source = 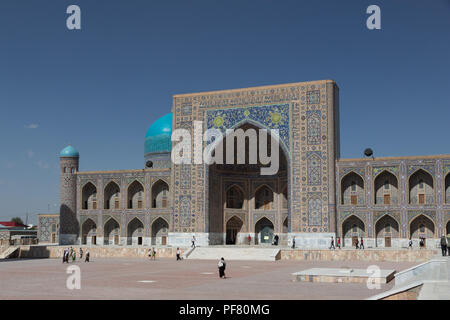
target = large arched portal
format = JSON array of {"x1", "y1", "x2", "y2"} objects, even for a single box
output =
[
  {"x1": 207, "y1": 123, "x2": 288, "y2": 245},
  {"x1": 103, "y1": 218, "x2": 120, "y2": 245}
]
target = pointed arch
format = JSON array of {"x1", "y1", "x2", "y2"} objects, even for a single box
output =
[
  {"x1": 375, "y1": 214, "x2": 400, "y2": 243},
  {"x1": 409, "y1": 214, "x2": 435, "y2": 238},
  {"x1": 255, "y1": 217, "x2": 274, "y2": 245},
  {"x1": 254, "y1": 185, "x2": 274, "y2": 210},
  {"x1": 104, "y1": 181, "x2": 120, "y2": 210},
  {"x1": 103, "y1": 217, "x2": 120, "y2": 245},
  {"x1": 151, "y1": 179, "x2": 169, "y2": 208},
  {"x1": 341, "y1": 171, "x2": 365, "y2": 205},
  {"x1": 342, "y1": 215, "x2": 365, "y2": 240},
  {"x1": 225, "y1": 185, "x2": 244, "y2": 209},
  {"x1": 127, "y1": 217, "x2": 144, "y2": 245},
  {"x1": 127, "y1": 180, "x2": 144, "y2": 209},
  {"x1": 82, "y1": 182, "x2": 97, "y2": 210},
  {"x1": 408, "y1": 169, "x2": 434, "y2": 205},
  {"x1": 374, "y1": 170, "x2": 398, "y2": 205},
  {"x1": 151, "y1": 217, "x2": 169, "y2": 245},
  {"x1": 226, "y1": 215, "x2": 244, "y2": 245},
  {"x1": 81, "y1": 218, "x2": 97, "y2": 245}
]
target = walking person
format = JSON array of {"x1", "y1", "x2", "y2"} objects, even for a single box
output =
[
  {"x1": 72, "y1": 249, "x2": 76, "y2": 262},
  {"x1": 218, "y1": 257, "x2": 226, "y2": 279},
  {"x1": 355, "y1": 238, "x2": 359, "y2": 249},
  {"x1": 85, "y1": 250, "x2": 90, "y2": 262},
  {"x1": 291, "y1": 236, "x2": 296, "y2": 249},
  {"x1": 79, "y1": 248, "x2": 83, "y2": 260},
  {"x1": 337, "y1": 237, "x2": 341, "y2": 249},
  {"x1": 329, "y1": 236, "x2": 335, "y2": 250},
  {"x1": 148, "y1": 248, "x2": 152, "y2": 260},
  {"x1": 360, "y1": 237, "x2": 364, "y2": 250},
  {"x1": 176, "y1": 247, "x2": 182, "y2": 261},
  {"x1": 273, "y1": 234, "x2": 279, "y2": 246},
  {"x1": 191, "y1": 236, "x2": 196, "y2": 248},
  {"x1": 247, "y1": 234, "x2": 251, "y2": 245},
  {"x1": 62, "y1": 248, "x2": 68, "y2": 263},
  {"x1": 152, "y1": 247, "x2": 156, "y2": 260},
  {"x1": 440, "y1": 235, "x2": 448, "y2": 257},
  {"x1": 408, "y1": 238, "x2": 413, "y2": 249}
]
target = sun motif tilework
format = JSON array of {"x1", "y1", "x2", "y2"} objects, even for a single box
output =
[{"x1": 205, "y1": 103, "x2": 290, "y2": 154}]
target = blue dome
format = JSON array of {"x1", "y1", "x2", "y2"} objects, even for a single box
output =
[
  {"x1": 60, "y1": 145, "x2": 79, "y2": 157},
  {"x1": 144, "y1": 113, "x2": 173, "y2": 155}
]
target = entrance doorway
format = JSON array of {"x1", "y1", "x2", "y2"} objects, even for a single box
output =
[
  {"x1": 91, "y1": 236, "x2": 96, "y2": 245},
  {"x1": 352, "y1": 236, "x2": 358, "y2": 247},
  {"x1": 255, "y1": 218, "x2": 274, "y2": 245},
  {"x1": 385, "y1": 236, "x2": 391, "y2": 247},
  {"x1": 226, "y1": 216, "x2": 243, "y2": 245}
]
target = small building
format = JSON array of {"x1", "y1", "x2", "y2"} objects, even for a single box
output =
[
  {"x1": 37, "y1": 214, "x2": 60, "y2": 244},
  {"x1": 0, "y1": 221, "x2": 37, "y2": 245}
]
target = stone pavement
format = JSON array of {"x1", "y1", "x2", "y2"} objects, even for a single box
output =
[{"x1": 0, "y1": 258, "x2": 416, "y2": 300}]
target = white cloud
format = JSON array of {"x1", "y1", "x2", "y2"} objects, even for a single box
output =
[
  {"x1": 37, "y1": 160, "x2": 49, "y2": 169},
  {"x1": 27, "y1": 150, "x2": 35, "y2": 158},
  {"x1": 24, "y1": 124, "x2": 39, "y2": 129}
]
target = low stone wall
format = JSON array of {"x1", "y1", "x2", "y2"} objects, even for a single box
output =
[
  {"x1": 18, "y1": 245, "x2": 187, "y2": 259},
  {"x1": 280, "y1": 249, "x2": 437, "y2": 262}
]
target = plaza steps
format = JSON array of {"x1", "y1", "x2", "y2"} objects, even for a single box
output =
[
  {"x1": 0, "y1": 246, "x2": 19, "y2": 259},
  {"x1": 186, "y1": 246, "x2": 280, "y2": 261}
]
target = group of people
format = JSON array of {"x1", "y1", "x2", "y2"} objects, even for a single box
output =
[
  {"x1": 147, "y1": 247, "x2": 157, "y2": 260},
  {"x1": 329, "y1": 236, "x2": 346, "y2": 249},
  {"x1": 62, "y1": 247, "x2": 90, "y2": 263}
]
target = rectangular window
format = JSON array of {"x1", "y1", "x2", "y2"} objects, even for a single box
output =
[
  {"x1": 93, "y1": 201, "x2": 97, "y2": 210},
  {"x1": 138, "y1": 200, "x2": 143, "y2": 209},
  {"x1": 115, "y1": 200, "x2": 120, "y2": 209},
  {"x1": 351, "y1": 195, "x2": 358, "y2": 205},
  {"x1": 384, "y1": 194, "x2": 391, "y2": 205},
  {"x1": 162, "y1": 199, "x2": 167, "y2": 208}
]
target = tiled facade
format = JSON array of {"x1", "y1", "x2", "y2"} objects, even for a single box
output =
[{"x1": 40, "y1": 80, "x2": 450, "y2": 248}]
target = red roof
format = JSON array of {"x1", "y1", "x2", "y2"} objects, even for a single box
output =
[{"x1": 0, "y1": 221, "x2": 26, "y2": 228}]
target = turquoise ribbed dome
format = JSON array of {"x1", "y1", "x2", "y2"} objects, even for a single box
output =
[
  {"x1": 60, "y1": 145, "x2": 79, "y2": 157},
  {"x1": 144, "y1": 113, "x2": 173, "y2": 155}
]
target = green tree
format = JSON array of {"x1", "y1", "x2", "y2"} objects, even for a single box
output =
[{"x1": 11, "y1": 217, "x2": 24, "y2": 225}]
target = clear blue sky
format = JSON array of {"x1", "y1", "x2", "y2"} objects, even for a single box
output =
[{"x1": 0, "y1": 0, "x2": 449, "y2": 223}]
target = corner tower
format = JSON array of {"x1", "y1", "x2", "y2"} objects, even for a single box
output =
[{"x1": 59, "y1": 145, "x2": 80, "y2": 245}]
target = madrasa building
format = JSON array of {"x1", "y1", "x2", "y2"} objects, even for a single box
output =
[{"x1": 38, "y1": 80, "x2": 450, "y2": 249}]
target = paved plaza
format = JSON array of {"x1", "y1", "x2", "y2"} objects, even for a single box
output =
[{"x1": 0, "y1": 258, "x2": 417, "y2": 300}]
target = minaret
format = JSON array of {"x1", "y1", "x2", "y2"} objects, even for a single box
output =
[{"x1": 59, "y1": 145, "x2": 80, "y2": 245}]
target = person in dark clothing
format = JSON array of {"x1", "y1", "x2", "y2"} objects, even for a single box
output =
[
  {"x1": 176, "y1": 247, "x2": 182, "y2": 261},
  {"x1": 85, "y1": 250, "x2": 90, "y2": 262},
  {"x1": 273, "y1": 235, "x2": 279, "y2": 246},
  {"x1": 291, "y1": 236, "x2": 296, "y2": 249},
  {"x1": 355, "y1": 238, "x2": 359, "y2": 249},
  {"x1": 329, "y1": 236, "x2": 335, "y2": 250},
  {"x1": 218, "y1": 257, "x2": 226, "y2": 279},
  {"x1": 441, "y1": 236, "x2": 448, "y2": 256},
  {"x1": 360, "y1": 237, "x2": 364, "y2": 250}
]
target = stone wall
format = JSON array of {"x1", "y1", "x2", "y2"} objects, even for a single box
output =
[
  {"x1": 18, "y1": 245, "x2": 187, "y2": 259},
  {"x1": 280, "y1": 249, "x2": 436, "y2": 262}
]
